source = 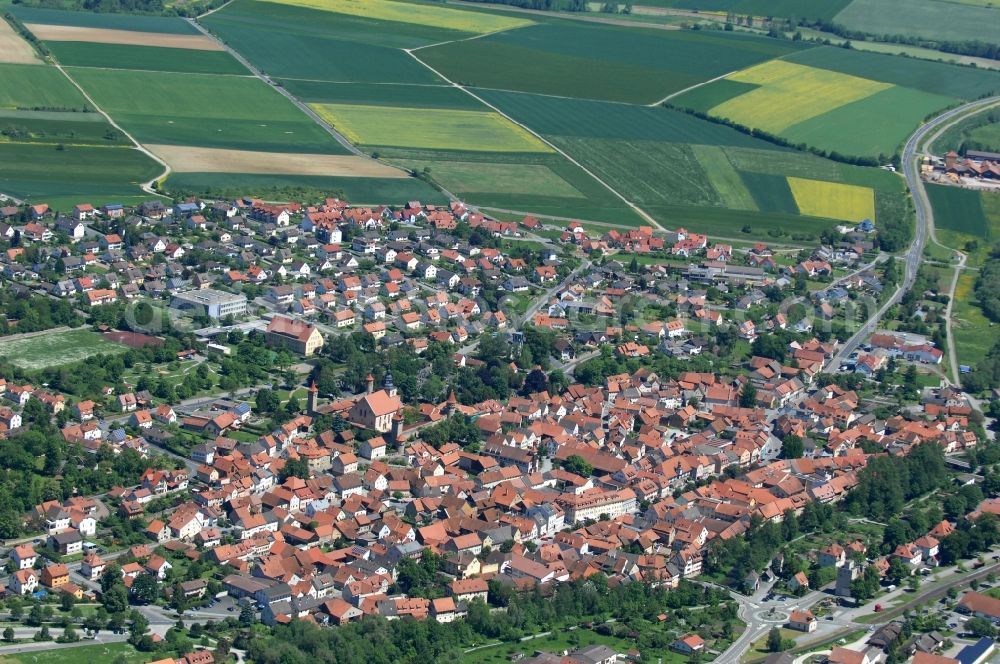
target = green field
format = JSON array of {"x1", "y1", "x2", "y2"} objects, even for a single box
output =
[
  {"x1": 477, "y1": 90, "x2": 782, "y2": 145},
  {"x1": 277, "y1": 81, "x2": 483, "y2": 108},
  {"x1": 310, "y1": 102, "x2": 551, "y2": 152},
  {"x1": 45, "y1": 41, "x2": 249, "y2": 75},
  {"x1": 781, "y1": 85, "x2": 954, "y2": 158},
  {"x1": 833, "y1": 0, "x2": 1000, "y2": 46},
  {"x1": 927, "y1": 183, "x2": 989, "y2": 237},
  {"x1": 391, "y1": 160, "x2": 584, "y2": 197},
  {"x1": 966, "y1": 123, "x2": 1000, "y2": 152},
  {"x1": 0, "y1": 329, "x2": 127, "y2": 370},
  {"x1": 690, "y1": 144, "x2": 757, "y2": 210},
  {"x1": 671, "y1": 47, "x2": 984, "y2": 159},
  {"x1": 740, "y1": 171, "x2": 799, "y2": 214},
  {"x1": 785, "y1": 46, "x2": 1000, "y2": 99},
  {"x1": 630, "y1": 0, "x2": 852, "y2": 20},
  {"x1": 66, "y1": 68, "x2": 349, "y2": 153},
  {"x1": 0, "y1": 142, "x2": 162, "y2": 206},
  {"x1": 953, "y1": 272, "x2": 996, "y2": 368},
  {"x1": 0, "y1": 63, "x2": 89, "y2": 111},
  {"x1": 417, "y1": 21, "x2": 809, "y2": 104},
  {"x1": 203, "y1": 0, "x2": 467, "y2": 51},
  {"x1": 0, "y1": 109, "x2": 128, "y2": 145},
  {"x1": 203, "y1": 20, "x2": 438, "y2": 83},
  {"x1": 165, "y1": 171, "x2": 446, "y2": 204},
  {"x1": 11, "y1": 5, "x2": 200, "y2": 33}
]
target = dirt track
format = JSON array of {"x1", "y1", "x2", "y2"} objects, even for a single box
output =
[
  {"x1": 0, "y1": 18, "x2": 42, "y2": 63},
  {"x1": 147, "y1": 144, "x2": 408, "y2": 177},
  {"x1": 25, "y1": 24, "x2": 225, "y2": 50}
]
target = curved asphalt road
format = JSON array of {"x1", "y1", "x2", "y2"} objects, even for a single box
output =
[{"x1": 824, "y1": 96, "x2": 1000, "y2": 374}]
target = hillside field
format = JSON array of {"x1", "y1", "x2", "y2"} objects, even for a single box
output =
[
  {"x1": 309, "y1": 103, "x2": 551, "y2": 153},
  {"x1": 672, "y1": 47, "x2": 1000, "y2": 159},
  {"x1": 66, "y1": 68, "x2": 350, "y2": 154},
  {"x1": 44, "y1": 41, "x2": 248, "y2": 75},
  {"x1": 0, "y1": 63, "x2": 89, "y2": 110},
  {"x1": 416, "y1": 21, "x2": 809, "y2": 104}
]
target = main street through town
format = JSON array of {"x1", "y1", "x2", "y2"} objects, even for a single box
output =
[{"x1": 825, "y1": 95, "x2": 1000, "y2": 375}]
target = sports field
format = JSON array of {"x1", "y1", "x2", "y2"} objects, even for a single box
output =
[
  {"x1": 0, "y1": 16, "x2": 41, "y2": 64},
  {"x1": 706, "y1": 60, "x2": 891, "y2": 134},
  {"x1": 149, "y1": 144, "x2": 406, "y2": 177},
  {"x1": 0, "y1": 329, "x2": 127, "y2": 370},
  {"x1": 309, "y1": 103, "x2": 551, "y2": 152},
  {"x1": 0, "y1": 63, "x2": 89, "y2": 110},
  {"x1": 68, "y1": 68, "x2": 349, "y2": 153},
  {"x1": 788, "y1": 177, "x2": 875, "y2": 222},
  {"x1": 262, "y1": 0, "x2": 532, "y2": 33}
]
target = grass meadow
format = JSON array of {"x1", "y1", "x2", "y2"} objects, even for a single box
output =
[{"x1": 833, "y1": 0, "x2": 1000, "y2": 45}]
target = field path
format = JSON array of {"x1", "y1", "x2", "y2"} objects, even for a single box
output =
[
  {"x1": 651, "y1": 69, "x2": 739, "y2": 107},
  {"x1": 49, "y1": 62, "x2": 171, "y2": 196},
  {"x1": 405, "y1": 47, "x2": 664, "y2": 229}
]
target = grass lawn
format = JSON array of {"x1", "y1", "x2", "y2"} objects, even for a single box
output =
[
  {"x1": 0, "y1": 642, "x2": 153, "y2": 663},
  {"x1": 0, "y1": 329, "x2": 127, "y2": 370},
  {"x1": 744, "y1": 628, "x2": 798, "y2": 661}
]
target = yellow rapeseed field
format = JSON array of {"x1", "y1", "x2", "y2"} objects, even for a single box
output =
[
  {"x1": 787, "y1": 176, "x2": 875, "y2": 223},
  {"x1": 310, "y1": 103, "x2": 552, "y2": 153},
  {"x1": 709, "y1": 60, "x2": 891, "y2": 134},
  {"x1": 264, "y1": 0, "x2": 532, "y2": 33}
]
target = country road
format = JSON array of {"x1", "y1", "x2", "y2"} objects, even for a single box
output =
[{"x1": 824, "y1": 95, "x2": 1000, "y2": 374}]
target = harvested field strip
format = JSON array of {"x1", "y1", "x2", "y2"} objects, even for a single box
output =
[
  {"x1": 708, "y1": 60, "x2": 890, "y2": 134},
  {"x1": 11, "y1": 6, "x2": 199, "y2": 34},
  {"x1": 26, "y1": 24, "x2": 224, "y2": 50},
  {"x1": 0, "y1": 17, "x2": 41, "y2": 64},
  {"x1": 690, "y1": 144, "x2": 756, "y2": 210},
  {"x1": 262, "y1": 0, "x2": 532, "y2": 33},
  {"x1": 147, "y1": 144, "x2": 406, "y2": 177},
  {"x1": 309, "y1": 103, "x2": 552, "y2": 153},
  {"x1": 787, "y1": 177, "x2": 875, "y2": 223}
]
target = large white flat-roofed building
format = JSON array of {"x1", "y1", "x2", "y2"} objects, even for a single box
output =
[{"x1": 172, "y1": 289, "x2": 248, "y2": 319}]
